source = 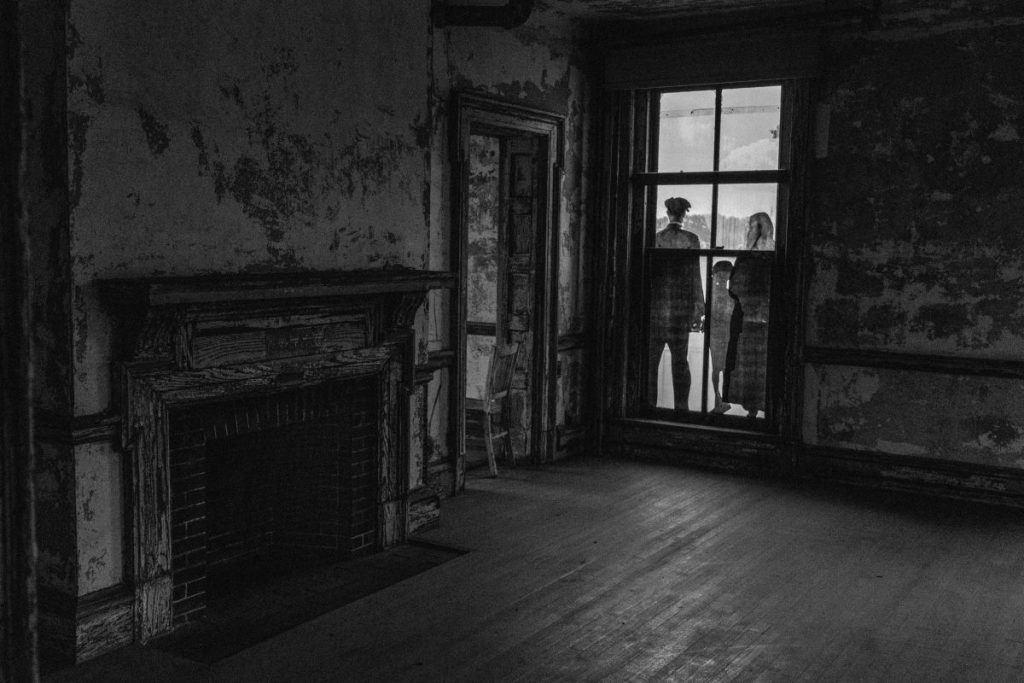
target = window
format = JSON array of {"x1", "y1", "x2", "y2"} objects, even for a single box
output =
[{"x1": 633, "y1": 83, "x2": 791, "y2": 427}]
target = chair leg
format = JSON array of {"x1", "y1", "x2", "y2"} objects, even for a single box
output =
[
  {"x1": 484, "y1": 410, "x2": 498, "y2": 477},
  {"x1": 499, "y1": 407, "x2": 514, "y2": 467},
  {"x1": 503, "y1": 426, "x2": 514, "y2": 467}
]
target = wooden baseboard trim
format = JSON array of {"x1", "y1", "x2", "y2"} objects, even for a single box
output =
[
  {"x1": 800, "y1": 444, "x2": 1024, "y2": 507},
  {"x1": 556, "y1": 426, "x2": 590, "y2": 459},
  {"x1": 75, "y1": 584, "x2": 134, "y2": 662},
  {"x1": 37, "y1": 587, "x2": 78, "y2": 669},
  {"x1": 605, "y1": 420, "x2": 782, "y2": 474},
  {"x1": 38, "y1": 584, "x2": 136, "y2": 664},
  {"x1": 408, "y1": 487, "x2": 441, "y2": 533}
]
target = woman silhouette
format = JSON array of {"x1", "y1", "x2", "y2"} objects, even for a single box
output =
[{"x1": 724, "y1": 212, "x2": 774, "y2": 418}]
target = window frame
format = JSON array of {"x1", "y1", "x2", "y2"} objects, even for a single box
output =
[{"x1": 626, "y1": 80, "x2": 799, "y2": 432}]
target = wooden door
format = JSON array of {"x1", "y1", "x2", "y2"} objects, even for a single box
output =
[{"x1": 452, "y1": 93, "x2": 564, "y2": 488}]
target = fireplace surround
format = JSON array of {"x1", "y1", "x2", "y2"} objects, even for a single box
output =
[{"x1": 100, "y1": 269, "x2": 453, "y2": 641}]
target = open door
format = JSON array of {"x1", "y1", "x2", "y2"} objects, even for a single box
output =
[{"x1": 451, "y1": 93, "x2": 564, "y2": 487}]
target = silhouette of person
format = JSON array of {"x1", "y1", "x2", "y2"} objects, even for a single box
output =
[
  {"x1": 724, "y1": 212, "x2": 774, "y2": 418},
  {"x1": 709, "y1": 260, "x2": 734, "y2": 413},
  {"x1": 649, "y1": 197, "x2": 705, "y2": 409}
]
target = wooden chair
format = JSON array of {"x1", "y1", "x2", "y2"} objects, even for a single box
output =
[{"x1": 466, "y1": 342, "x2": 520, "y2": 477}]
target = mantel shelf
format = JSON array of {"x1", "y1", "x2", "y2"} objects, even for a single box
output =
[{"x1": 98, "y1": 268, "x2": 457, "y2": 308}]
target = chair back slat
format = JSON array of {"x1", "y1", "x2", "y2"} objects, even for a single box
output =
[{"x1": 486, "y1": 342, "x2": 520, "y2": 403}]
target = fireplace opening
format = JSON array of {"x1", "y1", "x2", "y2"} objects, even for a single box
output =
[{"x1": 168, "y1": 376, "x2": 379, "y2": 626}]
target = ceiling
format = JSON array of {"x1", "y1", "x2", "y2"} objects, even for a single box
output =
[{"x1": 539, "y1": 0, "x2": 873, "y2": 20}]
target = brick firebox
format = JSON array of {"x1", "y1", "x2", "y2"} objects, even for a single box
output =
[{"x1": 168, "y1": 377, "x2": 378, "y2": 625}]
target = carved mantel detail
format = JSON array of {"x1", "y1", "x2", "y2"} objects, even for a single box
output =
[{"x1": 99, "y1": 269, "x2": 454, "y2": 641}]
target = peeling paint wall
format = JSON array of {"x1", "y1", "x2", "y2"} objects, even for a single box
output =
[
  {"x1": 806, "y1": 3, "x2": 1024, "y2": 469},
  {"x1": 69, "y1": 0, "x2": 435, "y2": 413}
]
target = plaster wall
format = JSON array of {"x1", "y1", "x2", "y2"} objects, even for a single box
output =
[
  {"x1": 804, "y1": 4, "x2": 1024, "y2": 469},
  {"x1": 74, "y1": 444, "x2": 123, "y2": 594},
  {"x1": 68, "y1": 0, "x2": 435, "y2": 414}
]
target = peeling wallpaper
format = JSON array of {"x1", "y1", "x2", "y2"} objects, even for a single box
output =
[
  {"x1": 808, "y1": 25, "x2": 1024, "y2": 357},
  {"x1": 804, "y1": 14, "x2": 1024, "y2": 470}
]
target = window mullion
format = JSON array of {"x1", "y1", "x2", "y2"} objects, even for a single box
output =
[
  {"x1": 698, "y1": 90, "x2": 724, "y2": 415},
  {"x1": 632, "y1": 170, "x2": 788, "y2": 185}
]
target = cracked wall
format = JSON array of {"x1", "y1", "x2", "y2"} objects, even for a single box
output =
[{"x1": 805, "y1": 4, "x2": 1024, "y2": 469}]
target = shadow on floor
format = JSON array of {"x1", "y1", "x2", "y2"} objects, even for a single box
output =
[{"x1": 148, "y1": 541, "x2": 466, "y2": 664}]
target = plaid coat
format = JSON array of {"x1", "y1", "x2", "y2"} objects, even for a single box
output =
[{"x1": 650, "y1": 225, "x2": 704, "y2": 338}]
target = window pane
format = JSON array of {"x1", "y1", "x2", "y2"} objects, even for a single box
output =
[
  {"x1": 467, "y1": 134, "x2": 500, "y2": 324},
  {"x1": 715, "y1": 184, "x2": 777, "y2": 250},
  {"x1": 722, "y1": 252, "x2": 772, "y2": 419},
  {"x1": 647, "y1": 253, "x2": 705, "y2": 410},
  {"x1": 657, "y1": 90, "x2": 716, "y2": 173},
  {"x1": 653, "y1": 185, "x2": 713, "y2": 248},
  {"x1": 720, "y1": 86, "x2": 781, "y2": 171}
]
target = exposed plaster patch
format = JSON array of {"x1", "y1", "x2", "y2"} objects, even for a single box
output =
[{"x1": 989, "y1": 123, "x2": 1020, "y2": 142}]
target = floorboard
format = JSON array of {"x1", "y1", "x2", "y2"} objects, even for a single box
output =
[{"x1": 45, "y1": 457, "x2": 1024, "y2": 682}]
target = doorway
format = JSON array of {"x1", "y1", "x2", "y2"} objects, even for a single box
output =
[{"x1": 451, "y1": 93, "x2": 564, "y2": 486}]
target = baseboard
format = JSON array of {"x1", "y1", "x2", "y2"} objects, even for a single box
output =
[
  {"x1": 75, "y1": 585, "x2": 134, "y2": 662},
  {"x1": 603, "y1": 420, "x2": 1024, "y2": 507},
  {"x1": 556, "y1": 426, "x2": 590, "y2": 460},
  {"x1": 407, "y1": 487, "x2": 441, "y2": 533},
  {"x1": 800, "y1": 444, "x2": 1024, "y2": 508},
  {"x1": 604, "y1": 419, "x2": 781, "y2": 476},
  {"x1": 37, "y1": 587, "x2": 77, "y2": 670}
]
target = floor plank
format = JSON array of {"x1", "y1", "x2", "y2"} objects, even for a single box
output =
[{"x1": 46, "y1": 458, "x2": 1024, "y2": 682}]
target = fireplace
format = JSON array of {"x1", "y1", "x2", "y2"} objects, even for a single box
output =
[{"x1": 100, "y1": 269, "x2": 454, "y2": 641}]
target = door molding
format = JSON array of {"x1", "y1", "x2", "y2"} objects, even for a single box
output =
[{"x1": 450, "y1": 91, "x2": 565, "y2": 489}]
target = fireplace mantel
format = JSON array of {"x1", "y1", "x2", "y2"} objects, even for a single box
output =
[
  {"x1": 99, "y1": 268, "x2": 455, "y2": 370},
  {"x1": 99, "y1": 268, "x2": 456, "y2": 308},
  {"x1": 98, "y1": 268, "x2": 454, "y2": 642}
]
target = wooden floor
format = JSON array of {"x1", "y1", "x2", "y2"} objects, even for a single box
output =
[{"x1": 48, "y1": 458, "x2": 1024, "y2": 682}]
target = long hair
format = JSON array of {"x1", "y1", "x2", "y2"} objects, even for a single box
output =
[{"x1": 749, "y1": 212, "x2": 775, "y2": 250}]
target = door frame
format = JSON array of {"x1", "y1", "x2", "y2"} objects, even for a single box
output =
[{"x1": 450, "y1": 91, "x2": 564, "y2": 490}]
